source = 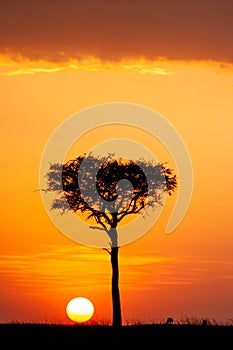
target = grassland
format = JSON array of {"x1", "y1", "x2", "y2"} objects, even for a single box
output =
[{"x1": 0, "y1": 321, "x2": 232, "y2": 348}]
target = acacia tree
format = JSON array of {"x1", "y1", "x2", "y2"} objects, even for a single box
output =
[{"x1": 45, "y1": 153, "x2": 177, "y2": 327}]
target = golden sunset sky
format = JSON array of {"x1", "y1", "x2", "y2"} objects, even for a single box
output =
[{"x1": 0, "y1": 0, "x2": 233, "y2": 324}]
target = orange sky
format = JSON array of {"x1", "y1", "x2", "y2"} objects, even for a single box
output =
[{"x1": 0, "y1": 1, "x2": 233, "y2": 325}]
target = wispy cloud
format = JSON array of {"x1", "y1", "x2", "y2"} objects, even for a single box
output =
[
  {"x1": 0, "y1": 246, "x2": 108, "y2": 295},
  {"x1": 1, "y1": 245, "x2": 232, "y2": 295},
  {"x1": 0, "y1": 54, "x2": 173, "y2": 77},
  {"x1": 1, "y1": 53, "x2": 232, "y2": 78}
]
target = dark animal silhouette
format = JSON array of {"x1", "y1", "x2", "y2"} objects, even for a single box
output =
[{"x1": 166, "y1": 317, "x2": 174, "y2": 324}]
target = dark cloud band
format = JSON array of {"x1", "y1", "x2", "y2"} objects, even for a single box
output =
[{"x1": 0, "y1": 0, "x2": 233, "y2": 62}]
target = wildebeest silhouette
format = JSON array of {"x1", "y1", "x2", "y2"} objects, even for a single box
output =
[{"x1": 166, "y1": 317, "x2": 174, "y2": 324}]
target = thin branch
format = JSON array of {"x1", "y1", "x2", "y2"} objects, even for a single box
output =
[
  {"x1": 89, "y1": 226, "x2": 106, "y2": 231},
  {"x1": 103, "y1": 248, "x2": 111, "y2": 255},
  {"x1": 117, "y1": 202, "x2": 145, "y2": 222},
  {"x1": 100, "y1": 211, "x2": 112, "y2": 226},
  {"x1": 116, "y1": 197, "x2": 135, "y2": 222},
  {"x1": 95, "y1": 215, "x2": 108, "y2": 230},
  {"x1": 33, "y1": 189, "x2": 41, "y2": 192}
]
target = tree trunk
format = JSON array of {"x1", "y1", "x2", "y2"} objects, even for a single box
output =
[{"x1": 111, "y1": 246, "x2": 122, "y2": 327}]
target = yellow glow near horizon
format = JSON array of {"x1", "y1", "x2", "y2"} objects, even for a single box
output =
[
  {"x1": 0, "y1": 53, "x2": 232, "y2": 78},
  {"x1": 0, "y1": 54, "x2": 174, "y2": 76},
  {"x1": 66, "y1": 297, "x2": 94, "y2": 323}
]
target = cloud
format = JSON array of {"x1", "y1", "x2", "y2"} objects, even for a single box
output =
[
  {"x1": 1, "y1": 53, "x2": 233, "y2": 78},
  {"x1": 0, "y1": 54, "x2": 173, "y2": 77},
  {"x1": 0, "y1": 245, "x2": 183, "y2": 295},
  {"x1": 2, "y1": 245, "x2": 231, "y2": 294},
  {"x1": 0, "y1": 0, "x2": 233, "y2": 63}
]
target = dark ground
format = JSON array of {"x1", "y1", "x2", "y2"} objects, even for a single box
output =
[{"x1": 0, "y1": 323, "x2": 232, "y2": 348}]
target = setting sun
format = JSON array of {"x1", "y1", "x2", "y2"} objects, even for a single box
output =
[{"x1": 66, "y1": 297, "x2": 95, "y2": 323}]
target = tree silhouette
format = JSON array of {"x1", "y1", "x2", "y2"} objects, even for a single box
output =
[{"x1": 45, "y1": 153, "x2": 177, "y2": 327}]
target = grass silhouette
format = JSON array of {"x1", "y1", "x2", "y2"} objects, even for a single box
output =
[{"x1": 0, "y1": 317, "x2": 232, "y2": 347}]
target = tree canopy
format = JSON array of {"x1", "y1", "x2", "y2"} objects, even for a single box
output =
[{"x1": 45, "y1": 153, "x2": 177, "y2": 234}]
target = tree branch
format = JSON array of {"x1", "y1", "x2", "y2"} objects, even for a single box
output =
[
  {"x1": 103, "y1": 248, "x2": 112, "y2": 255},
  {"x1": 117, "y1": 202, "x2": 145, "y2": 222},
  {"x1": 94, "y1": 215, "x2": 108, "y2": 230},
  {"x1": 116, "y1": 196, "x2": 135, "y2": 221},
  {"x1": 89, "y1": 225, "x2": 107, "y2": 232}
]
